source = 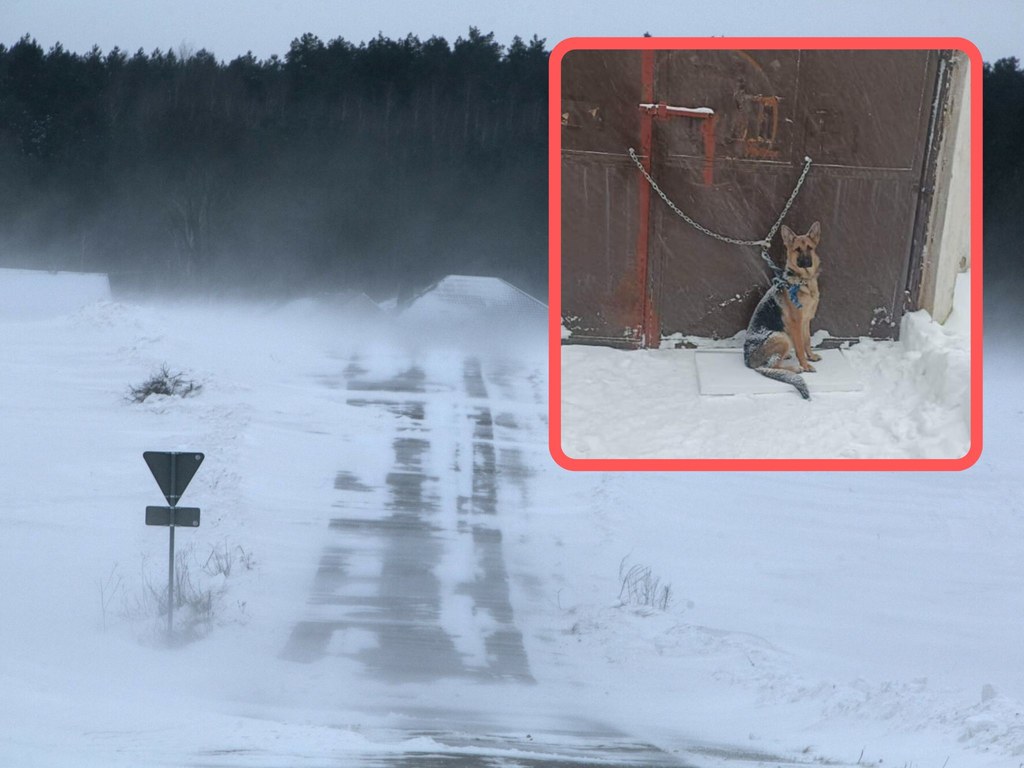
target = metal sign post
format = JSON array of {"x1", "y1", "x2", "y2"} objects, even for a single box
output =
[
  {"x1": 143, "y1": 451, "x2": 204, "y2": 640},
  {"x1": 168, "y1": 454, "x2": 176, "y2": 636}
]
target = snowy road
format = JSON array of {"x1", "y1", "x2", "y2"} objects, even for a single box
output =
[
  {"x1": 273, "y1": 352, "x2": 684, "y2": 766},
  {"x1": 283, "y1": 357, "x2": 531, "y2": 681},
  {"x1": 6, "y1": 293, "x2": 1004, "y2": 767}
]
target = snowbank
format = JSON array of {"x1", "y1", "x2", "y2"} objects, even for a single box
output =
[
  {"x1": 0, "y1": 267, "x2": 111, "y2": 320},
  {"x1": 3, "y1": 269, "x2": 1021, "y2": 768},
  {"x1": 561, "y1": 271, "x2": 973, "y2": 460},
  {"x1": 398, "y1": 274, "x2": 546, "y2": 352},
  {"x1": 401, "y1": 274, "x2": 546, "y2": 339},
  {"x1": 402, "y1": 274, "x2": 546, "y2": 320}
]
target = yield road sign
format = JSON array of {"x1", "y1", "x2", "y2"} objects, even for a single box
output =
[
  {"x1": 146, "y1": 506, "x2": 200, "y2": 527},
  {"x1": 143, "y1": 452, "x2": 204, "y2": 506}
]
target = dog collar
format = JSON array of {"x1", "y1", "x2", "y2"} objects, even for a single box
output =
[{"x1": 783, "y1": 268, "x2": 809, "y2": 285}]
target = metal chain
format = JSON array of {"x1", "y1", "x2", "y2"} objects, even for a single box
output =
[
  {"x1": 626, "y1": 147, "x2": 813, "y2": 253},
  {"x1": 763, "y1": 154, "x2": 814, "y2": 245}
]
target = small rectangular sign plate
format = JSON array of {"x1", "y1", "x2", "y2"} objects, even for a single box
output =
[{"x1": 145, "y1": 506, "x2": 200, "y2": 527}]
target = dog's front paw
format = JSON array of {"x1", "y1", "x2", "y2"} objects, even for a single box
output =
[
  {"x1": 807, "y1": 351, "x2": 822, "y2": 362},
  {"x1": 802, "y1": 364, "x2": 817, "y2": 373}
]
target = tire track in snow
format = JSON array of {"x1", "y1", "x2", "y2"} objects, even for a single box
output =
[
  {"x1": 271, "y1": 351, "x2": 687, "y2": 767},
  {"x1": 281, "y1": 356, "x2": 530, "y2": 681}
]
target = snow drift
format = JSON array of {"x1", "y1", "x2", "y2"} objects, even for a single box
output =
[
  {"x1": 0, "y1": 267, "x2": 111, "y2": 320},
  {"x1": 560, "y1": 271, "x2": 973, "y2": 460}
]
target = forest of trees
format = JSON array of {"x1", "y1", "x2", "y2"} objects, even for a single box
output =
[
  {"x1": 1, "y1": 36, "x2": 1022, "y2": 299},
  {"x1": 0, "y1": 30, "x2": 548, "y2": 298},
  {"x1": 983, "y1": 56, "x2": 1024, "y2": 285}
]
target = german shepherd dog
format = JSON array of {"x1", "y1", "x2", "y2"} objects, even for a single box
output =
[{"x1": 743, "y1": 222, "x2": 822, "y2": 400}]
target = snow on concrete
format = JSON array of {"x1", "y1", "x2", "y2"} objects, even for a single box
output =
[
  {"x1": 561, "y1": 271, "x2": 972, "y2": 460},
  {"x1": 0, "y1": 265, "x2": 1020, "y2": 767},
  {"x1": 695, "y1": 348, "x2": 863, "y2": 395}
]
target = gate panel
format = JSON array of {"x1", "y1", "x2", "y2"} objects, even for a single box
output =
[
  {"x1": 561, "y1": 50, "x2": 645, "y2": 345},
  {"x1": 650, "y1": 49, "x2": 938, "y2": 341},
  {"x1": 795, "y1": 50, "x2": 935, "y2": 169},
  {"x1": 561, "y1": 50, "x2": 642, "y2": 154},
  {"x1": 658, "y1": 50, "x2": 802, "y2": 163},
  {"x1": 561, "y1": 158, "x2": 644, "y2": 344},
  {"x1": 648, "y1": 159, "x2": 802, "y2": 338},
  {"x1": 559, "y1": 48, "x2": 944, "y2": 345}
]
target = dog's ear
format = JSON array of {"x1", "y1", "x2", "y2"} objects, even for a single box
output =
[
  {"x1": 807, "y1": 221, "x2": 821, "y2": 245},
  {"x1": 780, "y1": 225, "x2": 796, "y2": 248}
]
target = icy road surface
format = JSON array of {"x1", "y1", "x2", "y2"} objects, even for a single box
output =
[
  {"x1": 271, "y1": 352, "x2": 683, "y2": 765},
  {"x1": 184, "y1": 333, "x2": 856, "y2": 767}
]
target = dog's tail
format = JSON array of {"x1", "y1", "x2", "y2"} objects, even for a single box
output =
[{"x1": 755, "y1": 367, "x2": 811, "y2": 400}]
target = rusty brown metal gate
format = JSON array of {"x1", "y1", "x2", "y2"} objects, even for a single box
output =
[{"x1": 560, "y1": 48, "x2": 948, "y2": 347}]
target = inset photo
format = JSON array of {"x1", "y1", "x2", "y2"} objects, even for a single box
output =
[{"x1": 549, "y1": 38, "x2": 982, "y2": 470}]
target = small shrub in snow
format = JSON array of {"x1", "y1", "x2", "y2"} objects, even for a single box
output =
[
  {"x1": 97, "y1": 564, "x2": 124, "y2": 632},
  {"x1": 202, "y1": 541, "x2": 256, "y2": 578},
  {"x1": 127, "y1": 364, "x2": 201, "y2": 403},
  {"x1": 618, "y1": 558, "x2": 672, "y2": 611},
  {"x1": 113, "y1": 540, "x2": 254, "y2": 645},
  {"x1": 120, "y1": 545, "x2": 214, "y2": 642}
]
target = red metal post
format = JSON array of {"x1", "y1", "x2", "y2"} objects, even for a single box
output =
[
  {"x1": 635, "y1": 77, "x2": 720, "y2": 346},
  {"x1": 636, "y1": 50, "x2": 658, "y2": 347},
  {"x1": 703, "y1": 113, "x2": 718, "y2": 186}
]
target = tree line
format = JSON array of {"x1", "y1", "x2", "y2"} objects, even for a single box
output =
[
  {"x1": 983, "y1": 56, "x2": 1024, "y2": 286},
  {"x1": 0, "y1": 30, "x2": 548, "y2": 298},
  {"x1": 1, "y1": 38, "x2": 1022, "y2": 298}
]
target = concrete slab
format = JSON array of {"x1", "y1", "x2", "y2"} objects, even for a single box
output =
[{"x1": 695, "y1": 348, "x2": 863, "y2": 396}]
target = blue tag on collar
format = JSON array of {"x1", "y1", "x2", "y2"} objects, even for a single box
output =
[{"x1": 788, "y1": 282, "x2": 802, "y2": 308}]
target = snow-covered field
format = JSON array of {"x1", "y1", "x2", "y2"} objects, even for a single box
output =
[
  {"x1": 561, "y1": 272, "x2": 973, "y2": 461},
  {"x1": 1, "y1": 270, "x2": 1022, "y2": 767}
]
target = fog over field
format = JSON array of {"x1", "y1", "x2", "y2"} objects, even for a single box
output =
[{"x1": 1, "y1": 16, "x2": 1023, "y2": 767}]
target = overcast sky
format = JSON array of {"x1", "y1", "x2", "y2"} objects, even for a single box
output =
[{"x1": 2, "y1": 0, "x2": 1021, "y2": 62}]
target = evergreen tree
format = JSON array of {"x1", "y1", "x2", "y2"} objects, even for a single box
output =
[{"x1": 0, "y1": 29, "x2": 549, "y2": 296}]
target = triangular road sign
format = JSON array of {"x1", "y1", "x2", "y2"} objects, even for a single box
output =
[{"x1": 143, "y1": 451, "x2": 204, "y2": 506}]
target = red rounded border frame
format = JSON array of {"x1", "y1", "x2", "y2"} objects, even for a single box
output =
[{"x1": 549, "y1": 36, "x2": 983, "y2": 472}]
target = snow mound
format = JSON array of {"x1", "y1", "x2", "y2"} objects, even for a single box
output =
[
  {"x1": 397, "y1": 274, "x2": 546, "y2": 351},
  {"x1": 561, "y1": 270, "x2": 973, "y2": 460},
  {"x1": 894, "y1": 270, "x2": 971, "y2": 441},
  {"x1": 402, "y1": 275, "x2": 545, "y2": 321},
  {"x1": 0, "y1": 267, "x2": 111, "y2": 320}
]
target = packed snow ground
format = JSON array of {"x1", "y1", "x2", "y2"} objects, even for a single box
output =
[
  {"x1": 561, "y1": 272, "x2": 972, "y2": 460},
  {"x1": 1, "y1": 271, "x2": 1022, "y2": 767}
]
